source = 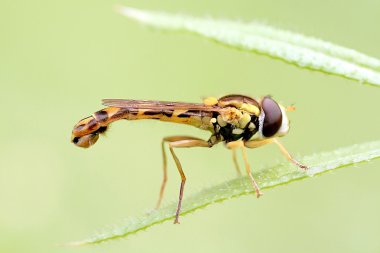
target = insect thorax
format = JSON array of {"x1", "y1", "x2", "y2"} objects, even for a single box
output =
[{"x1": 208, "y1": 110, "x2": 259, "y2": 145}]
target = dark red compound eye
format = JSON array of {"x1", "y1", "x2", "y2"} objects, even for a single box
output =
[{"x1": 262, "y1": 97, "x2": 282, "y2": 137}]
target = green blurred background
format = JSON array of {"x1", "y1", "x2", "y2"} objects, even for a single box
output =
[{"x1": 1, "y1": 0, "x2": 380, "y2": 252}]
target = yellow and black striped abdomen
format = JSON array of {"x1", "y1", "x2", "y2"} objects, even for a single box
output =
[
  {"x1": 72, "y1": 107, "x2": 216, "y2": 148},
  {"x1": 120, "y1": 108, "x2": 215, "y2": 130}
]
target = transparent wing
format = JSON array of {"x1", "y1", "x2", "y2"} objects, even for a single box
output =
[{"x1": 102, "y1": 99, "x2": 225, "y2": 112}]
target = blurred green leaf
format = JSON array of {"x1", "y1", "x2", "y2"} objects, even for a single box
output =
[
  {"x1": 116, "y1": 6, "x2": 380, "y2": 87},
  {"x1": 69, "y1": 140, "x2": 380, "y2": 246}
]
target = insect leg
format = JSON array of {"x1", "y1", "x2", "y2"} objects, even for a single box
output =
[
  {"x1": 156, "y1": 140, "x2": 168, "y2": 210},
  {"x1": 160, "y1": 136, "x2": 211, "y2": 224},
  {"x1": 156, "y1": 136, "x2": 206, "y2": 209},
  {"x1": 272, "y1": 138, "x2": 308, "y2": 170},
  {"x1": 244, "y1": 139, "x2": 274, "y2": 149},
  {"x1": 245, "y1": 139, "x2": 308, "y2": 170},
  {"x1": 231, "y1": 148, "x2": 242, "y2": 176},
  {"x1": 226, "y1": 141, "x2": 263, "y2": 198}
]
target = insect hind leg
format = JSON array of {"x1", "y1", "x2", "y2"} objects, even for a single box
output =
[{"x1": 158, "y1": 136, "x2": 211, "y2": 224}]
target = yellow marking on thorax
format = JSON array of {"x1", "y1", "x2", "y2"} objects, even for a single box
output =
[
  {"x1": 203, "y1": 97, "x2": 218, "y2": 106},
  {"x1": 218, "y1": 100, "x2": 260, "y2": 116},
  {"x1": 240, "y1": 103, "x2": 260, "y2": 115},
  {"x1": 238, "y1": 112, "x2": 251, "y2": 128},
  {"x1": 217, "y1": 108, "x2": 255, "y2": 129},
  {"x1": 220, "y1": 107, "x2": 242, "y2": 126}
]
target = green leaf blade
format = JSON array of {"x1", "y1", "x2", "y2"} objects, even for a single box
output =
[
  {"x1": 238, "y1": 22, "x2": 380, "y2": 70},
  {"x1": 117, "y1": 6, "x2": 380, "y2": 87},
  {"x1": 70, "y1": 140, "x2": 380, "y2": 246}
]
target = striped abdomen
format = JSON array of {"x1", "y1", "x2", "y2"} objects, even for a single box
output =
[{"x1": 71, "y1": 107, "x2": 213, "y2": 148}]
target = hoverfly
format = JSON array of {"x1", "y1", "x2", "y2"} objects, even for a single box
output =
[{"x1": 71, "y1": 94, "x2": 307, "y2": 223}]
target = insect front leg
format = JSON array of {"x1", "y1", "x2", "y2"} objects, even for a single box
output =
[
  {"x1": 160, "y1": 136, "x2": 211, "y2": 224},
  {"x1": 244, "y1": 138, "x2": 308, "y2": 170},
  {"x1": 226, "y1": 141, "x2": 263, "y2": 198},
  {"x1": 243, "y1": 139, "x2": 274, "y2": 149},
  {"x1": 272, "y1": 138, "x2": 308, "y2": 170}
]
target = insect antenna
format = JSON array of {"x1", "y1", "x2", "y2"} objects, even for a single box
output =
[{"x1": 286, "y1": 105, "x2": 296, "y2": 112}]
